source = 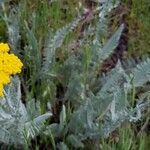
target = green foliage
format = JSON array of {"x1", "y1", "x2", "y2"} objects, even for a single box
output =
[
  {"x1": 0, "y1": 77, "x2": 52, "y2": 146},
  {"x1": 41, "y1": 16, "x2": 82, "y2": 78},
  {"x1": 0, "y1": 0, "x2": 150, "y2": 149},
  {"x1": 131, "y1": 58, "x2": 150, "y2": 87}
]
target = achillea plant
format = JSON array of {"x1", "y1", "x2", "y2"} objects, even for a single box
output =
[
  {"x1": 0, "y1": 0, "x2": 150, "y2": 149},
  {"x1": 0, "y1": 43, "x2": 23, "y2": 96}
]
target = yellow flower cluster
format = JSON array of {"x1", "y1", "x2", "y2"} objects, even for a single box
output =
[{"x1": 0, "y1": 43, "x2": 23, "y2": 96}]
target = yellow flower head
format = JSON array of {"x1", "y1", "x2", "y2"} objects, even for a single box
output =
[
  {"x1": 0, "y1": 42, "x2": 23, "y2": 97},
  {"x1": 0, "y1": 43, "x2": 10, "y2": 53}
]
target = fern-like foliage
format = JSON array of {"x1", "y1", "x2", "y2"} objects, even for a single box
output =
[
  {"x1": 67, "y1": 59, "x2": 150, "y2": 142},
  {"x1": 44, "y1": 2, "x2": 150, "y2": 146},
  {"x1": 1, "y1": 3, "x2": 20, "y2": 54},
  {"x1": 0, "y1": 77, "x2": 52, "y2": 146},
  {"x1": 98, "y1": 24, "x2": 124, "y2": 62},
  {"x1": 131, "y1": 58, "x2": 150, "y2": 87},
  {"x1": 41, "y1": 16, "x2": 82, "y2": 77},
  {"x1": 43, "y1": 1, "x2": 150, "y2": 146},
  {"x1": 1, "y1": 0, "x2": 150, "y2": 149}
]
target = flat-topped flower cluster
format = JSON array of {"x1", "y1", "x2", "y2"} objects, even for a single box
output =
[{"x1": 0, "y1": 43, "x2": 23, "y2": 96}]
